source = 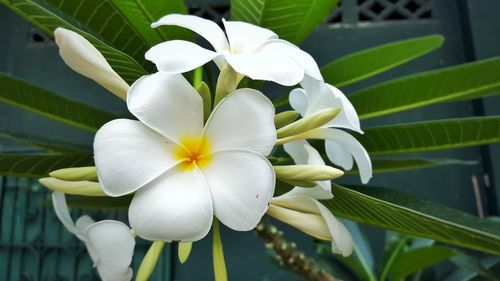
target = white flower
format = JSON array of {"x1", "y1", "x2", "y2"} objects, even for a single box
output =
[
  {"x1": 54, "y1": 28, "x2": 129, "y2": 100},
  {"x1": 268, "y1": 140, "x2": 353, "y2": 256},
  {"x1": 144, "y1": 14, "x2": 322, "y2": 86},
  {"x1": 289, "y1": 77, "x2": 372, "y2": 183},
  {"x1": 52, "y1": 192, "x2": 135, "y2": 281},
  {"x1": 94, "y1": 72, "x2": 276, "y2": 241}
]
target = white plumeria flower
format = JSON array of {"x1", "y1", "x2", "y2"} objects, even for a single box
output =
[
  {"x1": 94, "y1": 72, "x2": 276, "y2": 241},
  {"x1": 54, "y1": 28, "x2": 129, "y2": 100},
  {"x1": 52, "y1": 192, "x2": 135, "y2": 281},
  {"x1": 268, "y1": 140, "x2": 353, "y2": 256},
  {"x1": 289, "y1": 77, "x2": 372, "y2": 183},
  {"x1": 145, "y1": 14, "x2": 322, "y2": 86}
]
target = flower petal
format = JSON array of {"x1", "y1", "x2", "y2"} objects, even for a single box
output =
[
  {"x1": 54, "y1": 28, "x2": 129, "y2": 100},
  {"x1": 129, "y1": 167, "x2": 213, "y2": 242},
  {"x1": 313, "y1": 128, "x2": 372, "y2": 184},
  {"x1": 289, "y1": 88, "x2": 308, "y2": 116},
  {"x1": 326, "y1": 85, "x2": 362, "y2": 133},
  {"x1": 269, "y1": 195, "x2": 353, "y2": 256},
  {"x1": 201, "y1": 150, "x2": 275, "y2": 231},
  {"x1": 94, "y1": 119, "x2": 180, "y2": 196},
  {"x1": 315, "y1": 200, "x2": 353, "y2": 256},
  {"x1": 127, "y1": 72, "x2": 204, "y2": 143},
  {"x1": 259, "y1": 39, "x2": 323, "y2": 82},
  {"x1": 51, "y1": 192, "x2": 84, "y2": 238},
  {"x1": 222, "y1": 19, "x2": 277, "y2": 53},
  {"x1": 145, "y1": 40, "x2": 219, "y2": 73},
  {"x1": 325, "y1": 141, "x2": 354, "y2": 170},
  {"x1": 152, "y1": 14, "x2": 229, "y2": 52},
  {"x1": 283, "y1": 140, "x2": 332, "y2": 199},
  {"x1": 86, "y1": 220, "x2": 135, "y2": 281},
  {"x1": 204, "y1": 88, "x2": 276, "y2": 155},
  {"x1": 225, "y1": 52, "x2": 304, "y2": 86}
]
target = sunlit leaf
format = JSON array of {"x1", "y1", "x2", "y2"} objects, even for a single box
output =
[
  {"x1": 358, "y1": 117, "x2": 500, "y2": 156},
  {"x1": 350, "y1": 57, "x2": 500, "y2": 120},
  {"x1": 322, "y1": 35, "x2": 444, "y2": 87},
  {"x1": 231, "y1": 0, "x2": 339, "y2": 44},
  {"x1": 0, "y1": 74, "x2": 117, "y2": 132}
]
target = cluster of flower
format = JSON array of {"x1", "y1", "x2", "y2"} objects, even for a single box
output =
[{"x1": 40, "y1": 14, "x2": 372, "y2": 280}]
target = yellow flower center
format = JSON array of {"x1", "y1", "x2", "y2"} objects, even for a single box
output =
[{"x1": 174, "y1": 136, "x2": 212, "y2": 171}]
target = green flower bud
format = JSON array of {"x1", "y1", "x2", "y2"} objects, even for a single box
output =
[
  {"x1": 276, "y1": 108, "x2": 340, "y2": 139},
  {"x1": 49, "y1": 166, "x2": 97, "y2": 181},
  {"x1": 275, "y1": 110, "x2": 300, "y2": 129},
  {"x1": 39, "y1": 177, "x2": 106, "y2": 196},
  {"x1": 274, "y1": 164, "x2": 344, "y2": 187}
]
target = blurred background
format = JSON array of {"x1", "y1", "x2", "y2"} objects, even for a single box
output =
[{"x1": 1, "y1": 0, "x2": 499, "y2": 280}]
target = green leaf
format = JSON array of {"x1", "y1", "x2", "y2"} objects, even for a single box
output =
[
  {"x1": 0, "y1": 153, "x2": 94, "y2": 178},
  {"x1": 380, "y1": 233, "x2": 411, "y2": 281},
  {"x1": 0, "y1": 74, "x2": 117, "y2": 132},
  {"x1": 0, "y1": 0, "x2": 148, "y2": 84},
  {"x1": 358, "y1": 116, "x2": 500, "y2": 156},
  {"x1": 389, "y1": 246, "x2": 456, "y2": 281},
  {"x1": 341, "y1": 221, "x2": 377, "y2": 281},
  {"x1": 350, "y1": 57, "x2": 500, "y2": 120},
  {"x1": 110, "y1": 0, "x2": 192, "y2": 46},
  {"x1": 449, "y1": 254, "x2": 500, "y2": 281},
  {"x1": 231, "y1": 0, "x2": 339, "y2": 44},
  {"x1": 322, "y1": 35, "x2": 444, "y2": 87},
  {"x1": 213, "y1": 219, "x2": 228, "y2": 281},
  {"x1": 136, "y1": 241, "x2": 165, "y2": 281},
  {"x1": 324, "y1": 184, "x2": 500, "y2": 256},
  {"x1": 0, "y1": 131, "x2": 90, "y2": 153},
  {"x1": 346, "y1": 158, "x2": 477, "y2": 174}
]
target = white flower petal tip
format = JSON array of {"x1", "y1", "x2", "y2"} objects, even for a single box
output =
[
  {"x1": 54, "y1": 27, "x2": 129, "y2": 100},
  {"x1": 51, "y1": 192, "x2": 135, "y2": 281},
  {"x1": 268, "y1": 195, "x2": 353, "y2": 256}
]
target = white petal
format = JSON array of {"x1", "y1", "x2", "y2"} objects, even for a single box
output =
[
  {"x1": 86, "y1": 220, "x2": 135, "y2": 281},
  {"x1": 269, "y1": 195, "x2": 353, "y2": 256},
  {"x1": 325, "y1": 85, "x2": 362, "y2": 133},
  {"x1": 268, "y1": 201, "x2": 331, "y2": 240},
  {"x1": 326, "y1": 141, "x2": 354, "y2": 170},
  {"x1": 259, "y1": 39, "x2": 323, "y2": 81},
  {"x1": 314, "y1": 128, "x2": 372, "y2": 184},
  {"x1": 225, "y1": 52, "x2": 304, "y2": 86},
  {"x1": 129, "y1": 167, "x2": 213, "y2": 242},
  {"x1": 204, "y1": 88, "x2": 276, "y2": 155},
  {"x1": 75, "y1": 215, "x2": 95, "y2": 231},
  {"x1": 283, "y1": 140, "x2": 332, "y2": 200},
  {"x1": 222, "y1": 19, "x2": 277, "y2": 53},
  {"x1": 54, "y1": 28, "x2": 129, "y2": 100},
  {"x1": 201, "y1": 150, "x2": 275, "y2": 231},
  {"x1": 128, "y1": 72, "x2": 204, "y2": 143},
  {"x1": 315, "y1": 201, "x2": 353, "y2": 256},
  {"x1": 94, "y1": 119, "x2": 180, "y2": 196},
  {"x1": 145, "y1": 40, "x2": 219, "y2": 73},
  {"x1": 289, "y1": 88, "x2": 308, "y2": 116},
  {"x1": 51, "y1": 192, "x2": 84, "y2": 238},
  {"x1": 152, "y1": 14, "x2": 229, "y2": 52}
]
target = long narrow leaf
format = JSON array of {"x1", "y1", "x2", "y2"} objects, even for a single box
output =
[
  {"x1": 0, "y1": 74, "x2": 117, "y2": 132},
  {"x1": 322, "y1": 35, "x2": 444, "y2": 87},
  {"x1": 325, "y1": 184, "x2": 500, "y2": 256},
  {"x1": 0, "y1": 153, "x2": 94, "y2": 178},
  {"x1": 0, "y1": 0, "x2": 147, "y2": 84},
  {"x1": 346, "y1": 158, "x2": 477, "y2": 174},
  {"x1": 231, "y1": 0, "x2": 338, "y2": 44},
  {"x1": 110, "y1": 0, "x2": 192, "y2": 46},
  {"x1": 350, "y1": 57, "x2": 500, "y2": 120},
  {"x1": 0, "y1": 131, "x2": 90, "y2": 153},
  {"x1": 358, "y1": 116, "x2": 500, "y2": 156}
]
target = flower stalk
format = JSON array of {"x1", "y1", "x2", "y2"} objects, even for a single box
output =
[{"x1": 256, "y1": 221, "x2": 338, "y2": 281}]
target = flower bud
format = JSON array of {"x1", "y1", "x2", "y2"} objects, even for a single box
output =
[
  {"x1": 54, "y1": 27, "x2": 129, "y2": 100},
  {"x1": 39, "y1": 177, "x2": 106, "y2": 196},
  {"x1": 275, "y1": 110, "x2": 299, "y2": 129},
  {"x1": 197, "y1": 81, "x2": 212, "y2": 121},
  {"x1": 274, "y1": 164, "x2": 344, "y2": 187},
  {"x1": 49, "y1": 166, "x2": 97, "y2": 181},
  {"x1": 276, "y1": 108, "x2": 340, "y2": 138}
]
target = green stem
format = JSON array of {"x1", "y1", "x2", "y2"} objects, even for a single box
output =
[
  {"x1": 136, "y1": 241, "x2": 165, "y2": 281},
  {"x1": 213, "y1": 219, "x2": 228, "y2": 281}
]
